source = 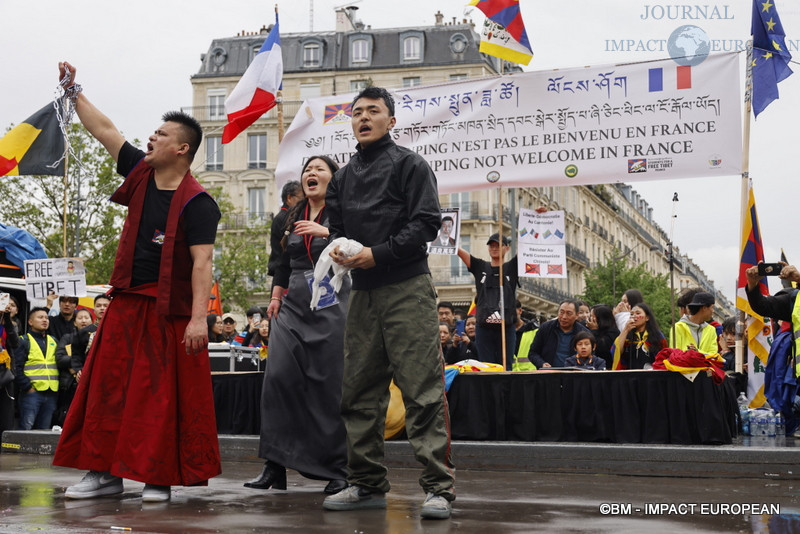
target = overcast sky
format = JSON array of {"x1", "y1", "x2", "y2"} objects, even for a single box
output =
[{"x1": 3, "y1": 0, "x2": 798, "y2": 302}]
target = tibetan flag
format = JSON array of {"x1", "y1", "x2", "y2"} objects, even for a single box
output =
[
  {"x1": 648, "y1": 66, "x2": 692, "y2": 92},
  {"x1": 751, "y1": 0, "x2": 793, "y2": 116},
  {"x1": 222, "y1": 13, "x2": 283, "y2": 143},
  {"x1": 467, "y1": 300, "x2": 476, "y2": 316},
  {"x1": 470, "y1": 0, "x2": 532, "y2": 65},
  {"x1": 0, "y1": 102, "x2": 65, "y2": 177},
  {"x1": 735, "y1": 180, "x2": 772, "y2": 407}
]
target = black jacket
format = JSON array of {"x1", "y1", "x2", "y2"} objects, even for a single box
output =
[
  {"x1": 326, "y1": 134, "x2": 441, "y2": 290},
  {"x1": 747, "y1": 285, "x2": 797, "y2": 322},
  {"x1": 530, "y1": 319, "x2": 590, "y2": 368}
]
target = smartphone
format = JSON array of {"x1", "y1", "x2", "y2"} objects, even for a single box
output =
[
  {"x1": 757, "y1": 263, "x2": 783, "y2": 276},
  {"x1": 455, "y1": 320, "x2": 466, "y2": 337},
  {"x1": 0, "y1": 293, "x2": 8, "y2": 310},
  {"x1": 252, "y1": 313, "x2": 262, "y2": 324}
]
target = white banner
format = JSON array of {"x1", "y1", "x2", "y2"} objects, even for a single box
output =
[
  {"x1": 517, "y1": 209, "x2": 565, "y2": 245},
  {"x1": 518, "y1": 244, "x2": 567, "y2": 279},
  {"x1": 23, "y1": 258, "x2": 87, "y2": 300},
  {"x1": 276, "y1": 52, "x2": 741, "y2": 194},
  {"x1": 428, "y1": 207, "x2": 461, "y2": 255}
]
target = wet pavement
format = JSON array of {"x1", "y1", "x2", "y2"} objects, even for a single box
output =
[{"x1": 2, "y1": 453, "x2": 800, "y2": 533}]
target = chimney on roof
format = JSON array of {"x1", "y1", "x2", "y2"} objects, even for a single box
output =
[
  {"x1": 336, "y1": 5, "x2": 360, "y2": 32},
  {"x1": 435, "y1": 11, "x2": 444, "y2": 26}
]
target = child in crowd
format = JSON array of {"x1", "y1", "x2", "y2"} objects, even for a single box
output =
[{"x1": 565, "y1": 331, "x2": 606, "y2": 370}]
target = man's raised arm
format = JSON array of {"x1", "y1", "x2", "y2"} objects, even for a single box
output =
[{"x1": 59, "y1": 62, "x2": 125, "y2": 162}]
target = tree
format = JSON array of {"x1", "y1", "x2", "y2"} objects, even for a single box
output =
[
  {"x1": 207, "y1": 187, "x2": 271, "y2": 313},
  {"x1": 579, "y1": 250, "x2": 676, "y2": 332},
  {"x1": 0, "y1": 123, "x2": 125, "y2": 284}
]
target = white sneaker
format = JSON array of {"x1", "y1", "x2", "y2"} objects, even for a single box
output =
[
  {"x1": 420, "y1": 492, "x2": 452, "y2": 519},
  {"x1": 322, "y1": 485, "x2": 386, "y2": 510},
  {"x1": 65, "y1": 471, "x2": 123, "y2": 499},
  {"x1": 142, "y1": 484, "x2": 171, "y2": 502}
]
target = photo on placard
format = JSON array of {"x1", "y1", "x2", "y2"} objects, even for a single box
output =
[{"x1": 428, "y1": 207, "x2": 461, "y2": 255}]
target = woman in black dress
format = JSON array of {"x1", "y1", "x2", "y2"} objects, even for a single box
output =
[{"x1": 244, "y1": 155, "x2": 348, "y2": 494}]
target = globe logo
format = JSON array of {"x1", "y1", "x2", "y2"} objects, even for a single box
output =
[{"x1": 667, "y1": 25, "x2": 710, "y2": 66}]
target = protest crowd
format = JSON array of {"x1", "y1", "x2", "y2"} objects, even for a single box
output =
[{"x1": 0, "y1": 50, "x2": 793, "y2": 523}]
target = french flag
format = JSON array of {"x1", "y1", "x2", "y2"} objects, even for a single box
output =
[
  {"x1": 648, "y1": 66, "x2": 691, "y2": 92},
  {"x1": 222, "y1": 14, "x2": 283, "y2": 144}
]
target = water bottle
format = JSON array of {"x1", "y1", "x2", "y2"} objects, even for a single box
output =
[
  {"x1": 752, "y1": 412, "x2": 765, "y2": 436},
  {"x1": 767, "y1": 411, "x2": 777, "y2": 437},
  {"x1": 776, "y1": 412, "x2": 785, "y2": 436},
  {"x1": 741, "y1": 408, "x2": 751, "y2": 436},
  {"x1": 737, "y1": 393, "x2": 750, "y2": 435}
]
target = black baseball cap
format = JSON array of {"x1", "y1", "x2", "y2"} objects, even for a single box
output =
[{"x1": 487, "y1": 233, "x2": 510, "y2": 245}]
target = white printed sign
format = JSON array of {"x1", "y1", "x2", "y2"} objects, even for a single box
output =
[{"x1": 23, "y1": 258, "x2": 87, "y2": 300}]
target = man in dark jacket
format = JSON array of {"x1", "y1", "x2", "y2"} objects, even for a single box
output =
[
  {"x1": 323, "y1": 86, "x2": 454, "y2": 520},
  {"x1": 267, "y1": 180, "x2": 301, "y2": 277},
  {"x1": 530, "y1": 299, "x2": 591, "y2": 368}
]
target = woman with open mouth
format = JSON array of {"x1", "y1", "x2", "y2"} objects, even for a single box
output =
[{"x1": 244, "y1": 155, "x2": 349, "y2": 495}]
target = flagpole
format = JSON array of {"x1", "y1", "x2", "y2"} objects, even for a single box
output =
[
  {"x1": 497, "y1": 186, "x2": 507, "y2": 370},
  {"x1": 275, "y1": 5, "x2": 285, "y2": 144},
  {"x1": 735, "y1": 41, "x2": 755, "y2": 375}
]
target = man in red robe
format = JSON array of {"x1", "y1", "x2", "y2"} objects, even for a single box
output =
[{"x1": 52, "y1": 62, "x2": 221, "y2": 502}]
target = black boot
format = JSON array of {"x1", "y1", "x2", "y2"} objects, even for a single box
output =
[{"x1": 243, "y1": 461, "x2": 287, "y2": 490}]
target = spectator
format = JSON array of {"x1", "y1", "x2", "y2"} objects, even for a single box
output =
[
  {"x1": 446, "y1": 315, "x2": 478, "y2": 364},
  {"x1": 437, "y1": 302, "x2": 455, "y2": 328},
  {"x1": 576, "y1": 300, "x2": 591, "y2": 326},
  {"x1": 235, "y1": 306, "x2": 264, "y2": 346},
  {"x1": 564, "y1": 331, "x2": 606, "y2": 370},
  {"x1": 48, "y1": 295, "x2": 79, "y2": 341},
  {"x1": 676, "y1": 287, "x2": 702, "y2": 319},
  {"x1": 54, "y1": 308, "x2": 94, "y2": 427},
  {"x1": 719, "y1": 317, "x2": 737, "y2": 371},
  {"x1": 268, "y1": 180, "x2": 302, "y2": 277},
  {"x1": 207, "y1": 314, "x2": 224, "y2": 343},
  {"x1": 613, "y1": 289, "x2": 644, "y2": 333},
  {"x1": 7, "y1": 295, "x2": 23, "y2": 334},
  {"x1": 458, "y1": 233, "x2": 519, "y2": 369},
  {"x1": 611, "y1": 303, "x2": 667, "y2": 369},
  {"x1": 0, "y1": 302, "x2": 21, "y2": 437},
  {"x1": 14, "y1": 307, "x2": 58, "y2": 429},
  {"x1": 245, "y1": 155, "x2": 348, "y2": 495},
  {"x1": 438, "y1": 322, "x2": 452, "y2": 355},
  {"x1": 70, "y1": 294, "x2": 112, "y2": 380},
  {"x1": 221, "y1": 313, "x2": 238, "y2": 343},
  {"x1": 670, "y1": 292, "x2": 717, "y2": 354},
  {"x1": 586, "y1": 305, "x2": 619, "y2": 366},
  {"x1": 514, "y1": 300, "x2": 538, "y2": 356},
  {"x1": 248, "y1": 318, "x2": 269, "y2": 348},
  {"x1": 324, "y1": 86, "x2": 454, "y2": 519},
  {"x1": 529, "y1": 300, "x2": 590, "y2": 369}
]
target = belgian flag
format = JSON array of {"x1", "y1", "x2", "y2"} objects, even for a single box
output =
[{"x1": 0, "y1": 101, "x2": 65, "y2": 177}]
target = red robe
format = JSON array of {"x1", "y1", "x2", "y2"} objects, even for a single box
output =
[{"x1": 53, "y1": 160, "x2": 221, "y2": 486}]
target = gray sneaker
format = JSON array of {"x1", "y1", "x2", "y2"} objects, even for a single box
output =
[
  {"x1": 420, "y1": 492, "x2": 452, "y2": 519},
  {"x1": 65, "y1": 470, "x2": 123, "y2": 499},
  {"x1": 322, "y1": 485, "x2": 386, "y2": 511}
]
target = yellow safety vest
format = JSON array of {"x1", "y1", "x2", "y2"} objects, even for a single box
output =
[
  {"x1": 670, "y1": 321, "x2": 717, "y2": 354},
  {"x1": 23, "y1": 333, "x2": 58, "y2": 392},
  {"x1": 512, "y1": 329, "x2": 538, "y2": 371}
]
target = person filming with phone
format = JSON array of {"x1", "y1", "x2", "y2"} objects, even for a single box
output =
[{"x1": 745, "y1": 261, "x2": 800, "y2": 325}]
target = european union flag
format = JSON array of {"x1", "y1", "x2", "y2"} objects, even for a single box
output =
[{"x1": 751, "y1": 0, "x2": 793, "y2": 117}]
